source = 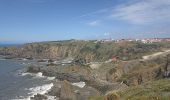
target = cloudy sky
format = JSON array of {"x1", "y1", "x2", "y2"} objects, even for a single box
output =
[{"x1": 0, "y1": 0, "x2": 170, "y2": 43}]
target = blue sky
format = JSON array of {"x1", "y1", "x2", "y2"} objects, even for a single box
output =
[{"x1": 0, "y1": 0, "x2": 170, "y2": 43}]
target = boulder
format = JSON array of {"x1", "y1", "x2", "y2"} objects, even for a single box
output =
[
  {"x1": 104, "y1": 92, "x2": 120, "y2": 100},
  {"x1": 27, "y1": 66, "x2": 41, "y2": 73},
  {"x1": 59, "y1": 80, "x2": 76, "y2": 100},
  {"x1": 30, "y1": 94, "x2": 47, "y2": 100},
  {"x1": 48, "y1": 80, "x2": 100, "y2": 100},
  {"x1": 74, "y1": 86, "x2": 100, "y2": 100},
  {"x1": 48, "y1": 81, "x2": 62, "y2": 97}
]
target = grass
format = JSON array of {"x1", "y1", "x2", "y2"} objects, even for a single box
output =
[
  {"x1": 118, "y1": 79, "x2": 170, "y2": 100},
  {"x1": 88, "y1": 79, "x2": 170, "y2": 100},
  {"x1": 88, "y1": 96, "x2": 105, "y2": 100}
]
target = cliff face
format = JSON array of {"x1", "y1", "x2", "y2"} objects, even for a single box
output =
[
  {"x1": 0, "y1": 41, "x2": 109, "y2": 61},
  {"x1": 21, "y1": 43, "x2": 82, "y2": 59},
  {"x1": 0, "y1": 42, "x2": 94, "y2": 61},
  {"x1": 1, "y1": 40, "x2": 170, "y2": 62},
  {"x1": 108, "y1": 54, "x2": 170, "y2": 86},
  {"x1": 3, "y1": 40, "x2": 169, "y2": 100}
]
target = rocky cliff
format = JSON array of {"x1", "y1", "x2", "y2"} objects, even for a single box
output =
[
  {"x1": 9, "y1": 40, "x2": 170, "y2": 100},
  {"x1": 1, "y1": 40, "x2": 170, "y2": 62}
]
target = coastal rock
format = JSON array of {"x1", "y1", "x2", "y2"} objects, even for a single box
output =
[
  {"x1": 86, "y1": 79, "x2": 128, "y2": 95},
  {"x1": 28, "y1": 64, "x2": 93, "y2": 83},
  {"x1": 104, "y1": 92, "x2": 120, "y2": 100},
  {"x1": 30, "y1": 94, "x2": 47, "y2": 100},
  {"x1": 39, "y1": 70, "x2": 85, "y2": 82},
  {"x1": 1, "y1": 41, "x2": 165, "y2": 62},
  {"x1": 48, "y1": 81, "x2": 62, "y2": 97},
  {"x1": 27, "y1": 66, "x2": 41, "y2": 73},
  {"x1": 59, "y1": 80, "x2": 76, "y2": 100},
  {"x1": 42, "y1": 67, "x2": 88, "y2": 82},
  {"x1": 74, "y1": 86, "x2": 100, "y2": 100},
  {"x1": 117, "y1": 54, "x2": 170, "y2": 86},
  {"x1": 49, "y1": 80, "x2": 100, "y2": 100}
]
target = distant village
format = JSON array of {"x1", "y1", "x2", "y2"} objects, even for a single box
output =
[{"x1": 94, "y1": 38, "x2": 170, "y2": 44}]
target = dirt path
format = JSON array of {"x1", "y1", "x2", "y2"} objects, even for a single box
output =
[{"x1": 142, "y1": 49, "x2": 170, "y2": 60}]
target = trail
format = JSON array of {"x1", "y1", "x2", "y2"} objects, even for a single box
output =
[{"x1": 142, "y1": 49, "x2": 170, "y2": 60}]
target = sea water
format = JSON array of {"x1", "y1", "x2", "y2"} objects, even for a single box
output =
[{"x1": 0, "y1": 58, "x2": 54, "y2": 100}]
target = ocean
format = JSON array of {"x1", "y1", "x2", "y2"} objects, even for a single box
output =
[
  {"x1": 0, "y1": 58, "x2": 55, "y2": 100},
  {"x1": 0, "y1": 44, "x2": 23, "y2": 47}
]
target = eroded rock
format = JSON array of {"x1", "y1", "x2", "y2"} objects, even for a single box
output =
[{"x1": 59, "y1": 80, "x2": 76, "y2": 100}]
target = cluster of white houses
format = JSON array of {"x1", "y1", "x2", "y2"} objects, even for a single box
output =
[
  {"x1": 139, "y1": 38, "x2": 170, "y2": 43},
  {"x1": 70, "y1": 38, "x2": 170, "y2": 44},
  {"x1": 95, "y1": 38, "x2": 170, "y2": 44}
]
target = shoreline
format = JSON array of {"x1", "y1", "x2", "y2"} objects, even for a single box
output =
[
  {"x1": 12, "y1": 83, "x2": 55, "y2": 100},
  {"x1": 15, "y1": 72, "x2": 57, "y2": 100}
]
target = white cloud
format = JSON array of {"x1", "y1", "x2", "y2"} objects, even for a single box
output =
[
  {"x1": 111, "y1": 0, "x2": 170, "y2": 24},
  {"x1": 87, "y1": 20, "x2": 101, "y2": 26},
  {"x1": 79, "y1": 7, "x2": 114, "y2": 18},
  {"x1": 79, "y1": 0, "x2": 170, "y2": 33},
  {"x1": 80, "y1": 0, "x2": 170, "y2": 25}
]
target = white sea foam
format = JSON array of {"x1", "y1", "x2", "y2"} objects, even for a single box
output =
[
  {"x1": 22, "y1": 72, "x2": 44, "y2": 78},
  {"x1": 21, "y1": 72, "x2": 56, "y2": 81},
  {"x1": 47, "y1": 77, "x2": 55, "y2": 80},
  {"x1": 15, "y1": 72, "x2": 57, "y2": 100},
  {"x1": 21, "y1": 62, "x2": 26, "y2": 65},
  {"x1": 21, "y1": 72, "x2": 32, "y2": 76},
  {"x1": 28, "y1": 83, "x2": 54, "y2": 95},
  {"x1": 46, "y1": 95, "x2": 58, "y2": 100},
  {"x1": 13, "y1": 83, "x2": 55, "y2": 100},
  {"x1": 72, "y1": 81, "x2": 86, "y2": 88},
  {"x1": 28, "y1": 83, "x2": 55, "y2": 100},
  {"x1": 35, "y1": 72, "x2": 44, "y2": 77},
  {"x1": 22, "y1": 58, "x2": 28, "y2": 61}
]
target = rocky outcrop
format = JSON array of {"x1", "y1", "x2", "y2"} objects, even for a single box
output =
[
  {"x1": 27, "y1": 64, "x2": 93, "y2": 82},
  {"x1": 115, "y1": 54, "x2": 170, "y2": 86},
  {"x1": 48, "y1": 81, "x2": 61, "y2": 97},
  {"x1": 53, "y1": 73, "x2": 85, "y2": 82},
  {"x1": 86, "y1": 78, "x2": 128, "y2": 95},
  {"x1": 1, "y1": 40, "x2": 168, "y2": 62},
  {"x1": 123, "y1": 68, "x2": 159, "y2": 86},
  {"x1": 74, "y1": 86, "x2": 100, "y2": 100},
  {"x1": 153, "y1": 54, "x2": 170, "y2": 79},
  {"x1": 60, "y1": 80, "x2": 76, "y2": 100},
  {"x1": 106, "y1": 67, "x2": 123, "y2": 83},
  {"x1": 48, "y1": 80, "x2": 100, "y2": 100},
  {"x1": 0, "y1": 42, "x2": 98, "y2": 61},
  {"x1": 163, "y1": 54, "x2": 170, "y2": 77},
  {"x1": 27, "y1": 65, "x2": 41, "y2": 73},
  {"x1": 104, "y1": 92, "x2": 120, "y2": 100},
  {"x1": 30, "y1": 94, "x2": 48, "y2": 100}
]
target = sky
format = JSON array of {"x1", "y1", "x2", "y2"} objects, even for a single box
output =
[{"x1": 0, "y1": 0, "x2": 170, "y2": 43}]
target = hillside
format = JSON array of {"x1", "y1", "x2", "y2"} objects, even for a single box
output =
[
  {"x1": 0, "y1": 40, "x2": 170, "y2": 100},
  {"x1": 0, "y1": 40, "x2": 170, "y2": 62}
]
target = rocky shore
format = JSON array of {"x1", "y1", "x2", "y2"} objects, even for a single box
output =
[
  {"x1": 1, "y1": 40, "x2": 170, "y2": 100},
  {"x1": 25, "y1": 58, "x2": 129, "y2": 100},
  {"x1": 26, "y1": 53, "x2": 170, "y2": 100}
]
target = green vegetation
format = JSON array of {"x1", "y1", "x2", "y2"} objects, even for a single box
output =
[
  {"x1": 118, "y1": 79, "x2": 170, "y2": 100},
  {"x1": 1, "y1": 40, "x2": 169, "y2": 100},
  {"x1": 1, "y1": 40, "x2": 170, "y2": 62},
  {"x1": 88, "y1": 79, "x2": 170, "y2": 100},
  {"x1": 88, "y1": 96, "x2": 105, "y2": 100},
  {"x1": 22, "y1": 40, "x2": 170, "y2": 61}
]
